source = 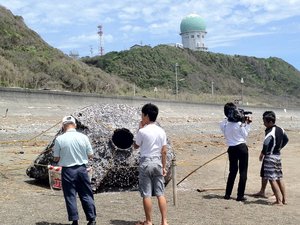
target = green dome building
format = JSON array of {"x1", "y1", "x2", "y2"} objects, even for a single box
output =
[{"x1": 180, "y1": 14, "x2": 207, "y2": 51}]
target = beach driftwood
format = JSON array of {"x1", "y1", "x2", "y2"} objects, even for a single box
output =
[{"x1": 26, "y1": 103, "x2": 174, "y2": 193}]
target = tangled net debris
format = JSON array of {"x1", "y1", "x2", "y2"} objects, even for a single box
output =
[{"x1": 26, "y1": 103, "x2": 175, "y2": 193}]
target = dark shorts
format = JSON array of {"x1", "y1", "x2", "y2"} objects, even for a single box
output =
[{"x1": 139, "y1": 157, "x2": 165, "y2": 198}]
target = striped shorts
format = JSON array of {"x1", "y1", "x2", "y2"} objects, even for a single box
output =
[{"x1": 263, "y1": 154, "x2": 283, "y2": 181}]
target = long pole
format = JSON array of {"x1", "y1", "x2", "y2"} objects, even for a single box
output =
[
  {"x1": 171, "y1": 159, "x2": 177, "y2": 206},
  {"x1": 175, "y1": 63, "x2": 178, "y2": 99},
  {"x1": 241, "y1": 77, "x2": 244, "y2": 105},
  {"x1": 177, "y1": 151, "x2": 227, "y2": 186}
]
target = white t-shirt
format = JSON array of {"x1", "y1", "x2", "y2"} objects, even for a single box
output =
[{"x1": 135, "y1": 123, "x2": 167, "y2": 158}]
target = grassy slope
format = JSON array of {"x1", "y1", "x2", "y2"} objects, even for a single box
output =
[
  {"x1": 83, "y1": 45, "x2": 300, "y2": 100},
  {"x1": 0, "y1": 6, "x2": 131, "y2": 95},
  {"x1": 1, "y1": 5, "x2": 300, "y2": 106}
]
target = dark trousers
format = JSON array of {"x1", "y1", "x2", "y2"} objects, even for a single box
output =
[
  {"x1": 225, "y1": 143, "x2": 249, "y2": 198},
  {"x1": 61, "y1": 165, "x2": 96, "y2": 222}
]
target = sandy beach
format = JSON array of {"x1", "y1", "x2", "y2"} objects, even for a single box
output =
[{"x1": 1, "y1": 91, "x2": 300, "y2": 225}]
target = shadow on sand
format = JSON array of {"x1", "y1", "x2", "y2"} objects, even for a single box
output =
[
  {"x1": 25, "y1": 179, "x2": 51, "y2": 189},
  {"x1": 36, "y1": 222, "x2": 69, "y2": 225},
  {"x1": 202, "y1": 193, "x2": 269, "y2": 205},
  {"x1": 110, "y1": 219, "x2": 138, "y2": 225}
]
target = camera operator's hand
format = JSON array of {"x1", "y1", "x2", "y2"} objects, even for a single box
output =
[{"x1": 245, "y1": 116, "x2": 252, "y2": 124}]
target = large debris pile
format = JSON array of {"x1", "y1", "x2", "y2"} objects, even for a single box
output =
[{"x1": 26, "y1": 104, "x2": 175, "y2": 193}]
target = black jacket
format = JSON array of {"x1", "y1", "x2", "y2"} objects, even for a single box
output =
[{"x1": 262, "y1": 125, "x2": 289, "y2": 155}]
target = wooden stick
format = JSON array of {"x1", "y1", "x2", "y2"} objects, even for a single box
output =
[
  {"x1": 177, "y1": 151, "x2": 227, "y2": 186},
  {"x1": 171, "y1": 159, "x2": 177, "y2": 206},
  {"x1": 196, "y1": 188, "x2": 225, "y2": 192}
]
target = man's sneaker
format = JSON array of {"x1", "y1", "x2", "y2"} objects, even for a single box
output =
[{"x1": 87, "y1": 220, "x2": 96, "y2": 225}]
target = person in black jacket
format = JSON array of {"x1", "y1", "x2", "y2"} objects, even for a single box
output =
[{"x1": 259, "y1": 111, "x2": 289, "y2": 205}]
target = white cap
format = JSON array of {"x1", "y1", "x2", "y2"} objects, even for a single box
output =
[{"x1": 62, "y1": 115, "x2": 76, "y2": 125}]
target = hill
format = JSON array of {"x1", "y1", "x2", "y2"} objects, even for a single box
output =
[
  {"x1": 82, "y1": 45, "x2": 300, "y2": 105},
  {"x1": 0, "y1": 6, "x2": 131, "y2": 94},
  {"x1": 1, "y1": 5, "x2": 300, "y2": 107}
]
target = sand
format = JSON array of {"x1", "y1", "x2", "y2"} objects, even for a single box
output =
[{"x1": 1, "y1": 94, "x2": 300, "y2": 225}]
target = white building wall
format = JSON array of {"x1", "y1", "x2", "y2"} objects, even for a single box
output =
[{"x1": 181, "y1": 31, "x2": 207, "y2": 51}]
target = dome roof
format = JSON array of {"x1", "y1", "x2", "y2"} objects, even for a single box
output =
[{"x1": 180, "y1": 14, "x2": 206, "y2": 33}]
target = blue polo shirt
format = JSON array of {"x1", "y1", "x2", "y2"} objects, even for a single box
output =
[{"x1": 53, "y1": 128, "x2": 93, "y2": 167}]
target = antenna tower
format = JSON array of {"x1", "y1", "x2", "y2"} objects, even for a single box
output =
[
  {"x1": 97, "y1": 25, "x2": 104, "y2": 56},
  {"x1": 90, "y1": 45, "x2": 93, "y2": 57}
]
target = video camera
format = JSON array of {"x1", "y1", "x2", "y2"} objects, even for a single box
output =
[{"x1": 227, "y1": 108, "x2": 252, "y2": 123}]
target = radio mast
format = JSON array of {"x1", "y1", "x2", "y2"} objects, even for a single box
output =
[{"x1": 97, "y1": 25, "x2": 104, "y2": 56}]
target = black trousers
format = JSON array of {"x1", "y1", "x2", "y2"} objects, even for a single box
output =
[
  {"x1": 61, "y1": 165, "x2": 96, "y2": 222},
  {"x1": 225, "y1": 143, "x2": 249, "y2": 198}
]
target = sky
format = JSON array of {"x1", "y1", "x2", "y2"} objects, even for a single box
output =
[{"x1": 1, "y1": 0, "x2": 300, "y2": 71}]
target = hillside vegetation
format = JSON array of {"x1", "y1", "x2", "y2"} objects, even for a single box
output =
[
  {"x1": 1, "y1": 5, "x2": 300, "y2": 106},
  {"x1": 82, "y1": 45, "x2": 300, "y2": 101},
  {"x1": 0, "y1": 6, "x2": 131, "y2": 94}
]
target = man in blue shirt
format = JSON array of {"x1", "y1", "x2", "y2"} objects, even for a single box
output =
[{"x1": 53, "y1": 116, "x2": 96, "y2": 225}]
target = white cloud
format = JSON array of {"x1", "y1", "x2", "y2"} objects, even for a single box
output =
[
  {"x1": 57, "y1": 43, "x2": 80, "y2": 50},
  {"x1": 68, "y1": 34, "x2": 98, "y2": 43},
  {"x1": 0, "y1": 0, "x2": 28, "y2": 11},
  {"x1": 120, "y1": 24, "x2": 145, "y2": 33},
  {"x1": 104, "y1": 34, "x2": 114, "y2": 43},
  {"x1": 208, "y1": 30, "x2": 273, "y2": 48}
]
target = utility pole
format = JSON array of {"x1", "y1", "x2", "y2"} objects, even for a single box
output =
[
  {"x1": 175, "y1": 63, "x2": 179, "y2": 99},
  {"x1": 97, "y1": 25, "x2": 104, "y2": 56},
  {"x1": 133, "y1": 83, "x2": 136, "y2": 96},
  {"x1": 90, "y1": 45, "x2": 93, "y2": 57},
  {"x1": 241, "y1": 77, "x2": 244, "y2": 105}
]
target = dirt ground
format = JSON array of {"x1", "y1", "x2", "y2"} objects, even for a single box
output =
[{"x1": 1, "y1": 94, "x2": 300, "y2": 225}]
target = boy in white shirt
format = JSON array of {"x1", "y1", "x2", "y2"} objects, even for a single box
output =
[{"x1": 133, "y1": 103, "x2": 168, "y2": 225}]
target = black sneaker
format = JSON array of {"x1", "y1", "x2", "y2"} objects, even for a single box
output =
[
  {"x1": 224, "y1": 195, "x2": 230, "y2": 200},
  {"x1": 71, "y1": 221, "x2": 78, "y2": 225},
  {"x1": 236, "y1": 197, "x2": 247, "y2": 202},
  {"x1": 87, "y1": 220, "x2": 96, "y2": 225}
]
